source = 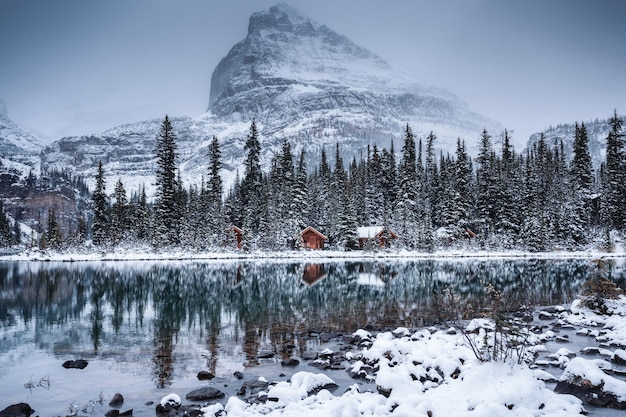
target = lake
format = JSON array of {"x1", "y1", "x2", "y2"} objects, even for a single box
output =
[{"x1": 0, "y1": 258, "x2": 623, "y2": 416}]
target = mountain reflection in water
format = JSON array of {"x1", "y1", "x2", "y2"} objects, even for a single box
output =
[{"x1": 0, "y1": 259, "x2": 623, "y2": 389}]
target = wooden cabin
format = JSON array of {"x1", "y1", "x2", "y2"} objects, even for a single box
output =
[
  {"x1": 300, "y1": 226, "x2": 327, "y2": 250},
  {"x1": 357, "y1": 226, "x2": 398, "y2": 249},
  {"x1": 226, "y1": 226, "x2": 243, "y2": 249}
]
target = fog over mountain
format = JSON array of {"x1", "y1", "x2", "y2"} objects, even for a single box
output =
[{"x1": 39, "y1": 3, "x2": 500, "y2": 194}]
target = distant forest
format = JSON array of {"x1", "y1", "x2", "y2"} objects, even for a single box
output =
[{"x1": 2, "y1": 111, "x2": 625, "y2": 253}]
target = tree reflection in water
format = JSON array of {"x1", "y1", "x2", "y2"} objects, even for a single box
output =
[{"x1": 0, "y1": 259, "x2": 623, "y2": 388}]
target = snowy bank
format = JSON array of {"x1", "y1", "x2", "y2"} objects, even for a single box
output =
[
  {"x1": 194, "y1": 327, "x2": 585, "y2": 417},
  {"x1": 2, "y1": 246, "x2": 626, "y2": 263}
]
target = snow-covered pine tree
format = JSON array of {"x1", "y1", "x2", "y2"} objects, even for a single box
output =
[
  {"x1": 241, "y1": 119, "x2": 265, "y2": 247},
  {"x1": 206, "y1": 135, "x2": 224, "y2": 241},
  {"x1": 291, "y1": 148, "x2": 309, "y2": 233},
  {"x1": 603, "y1": 111, "x2": 625, "y2": 230},
  {"x1": 110, "y1": 178, "x2": 128, "y2": 245},
  {"x1": 91, "y1": 161, "x2": 109, "y2": 246},
  {"x1": 44, "y1": 208, "x2": 63, "y2": 250},
  {"x1": 153, "y1": 115, "x2": 180, "y2": 247},
  {"x1": 0, "y1": 200, "x2": 11, "y2": 247},
  {"x1": 395, "y1": 124, "x2": 419, "y2": 249},
  {"x1": 495, "y1": 130, "x2": 522, "y2": 245},
  {"x1": 475, "y1": 129, "x2": 497, "y2": 241}
]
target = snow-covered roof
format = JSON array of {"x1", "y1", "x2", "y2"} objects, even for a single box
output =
[{"x1": 357, "y1": 226, "x2": 384, "y2": 239}]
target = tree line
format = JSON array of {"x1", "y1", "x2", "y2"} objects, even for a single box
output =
[{"x1": 45, "y1": 110, "x2": 626, "y2": 252}]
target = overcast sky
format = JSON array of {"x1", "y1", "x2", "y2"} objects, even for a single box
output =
[{"x1": 1, "y1": 0, "x2": 625, "y2": 146}]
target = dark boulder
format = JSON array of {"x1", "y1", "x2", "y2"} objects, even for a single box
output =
[
  {"x1": 281, "y1": 358, "x2": 299, "y2": 367},
  {"x1": 62, "y1": 359, "x2": 88, "y2": 369},
  {"x1": 156, "y1": 404, "x2": 202, "y2": 417},
  {"x1": 185, "y1": 387, "x2": 225, "y2": 401},
  {"x1": 109, "y1": 393, "x2": 124, "y2": 407},
  {"x1": 233, "y1": 371, "x2": 244, "y2": 380},
  {"x1": 197, "y1": 371, "x2": 215, "y2": 381},
  {"x1": 0, "y1": 403, "x2": 34, "y2": 417},
  {"x1": 236, "y1": 379, "x2": 270, "y2": 403}
]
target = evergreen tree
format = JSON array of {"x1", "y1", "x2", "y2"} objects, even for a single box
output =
[
  {"x1": 240, "y1": 119, "x2": 265, "y2": 247},
  {"x1": 291, "y1": 148, "x2": 309, "y2": 231},
  {"x1": 396, "y1": 124, "x2": 419, "y2": 248},
  {"x1": 206, "y1": 136, "x2": 224, "y2": 242},
  {"x1": 92, "y1": 161, "x2": 109, "y2": 246},
  {"x1": 43, "y1": 208, "x2": 63, "y2": 250},
  {"x1": 154, "y1": 115, "x2": 180, "y2": 246},
  {"x1": 0, "y1": 200, "x2": 11, "y2": 247},
  {"x1": 134, "y1": 185, "x2": 151, "y2": 242},
  {"x1": 110, "y1": 178, "x2": 129, "y2": 245},
  {"x1": 475, "y1": 129, "x2": 497, "y2": 241},
  {"x1": 603, "y1": 111, "x2": 625, "y2": 230}
]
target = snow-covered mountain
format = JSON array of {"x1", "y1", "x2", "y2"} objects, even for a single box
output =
[
  {"x1": 525, "y1": 117, "x2": 617, "y2": 168},
  {"x1": 0, "y1": 101, "x2": 43, "y2": 157},
  {"x1": 0, "y1": 100, "x2": 44, "y2": 177},
  {"x1": 41, "y1": 3, "x2": 501, "y2": 195}
]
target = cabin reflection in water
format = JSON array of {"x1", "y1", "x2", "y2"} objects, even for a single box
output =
[{"x1": 302, "y1": 264, "x2": 328, "y2": 285}]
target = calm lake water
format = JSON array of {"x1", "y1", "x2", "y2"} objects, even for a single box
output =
[{"x1": 0, "y1": 258, "x2": 624, "y2": 416}]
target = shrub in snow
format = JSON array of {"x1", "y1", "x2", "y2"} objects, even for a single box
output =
[{"x1": 579, "y1": 259, "x2": 622, "y2": 314}]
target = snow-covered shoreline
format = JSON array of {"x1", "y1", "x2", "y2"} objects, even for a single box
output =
[
  {"x1": 191, "y1": 296, "x2": 626, "y2": 417},
  {"x1": 2, "y1": 247, "x2": 626, "y2": 263}
]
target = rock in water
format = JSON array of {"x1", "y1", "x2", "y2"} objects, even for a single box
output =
[
  {"x1": 185, "y1": 387, "x2": 225, "y2": 401},
  {"x1": 0, "y1": 403, "x2": 34, "y2": 417},
  {"x1": 197, "y1": 371, "x2": 215, "y2": 380},
  {"x1": 109, "y1": 393, "x2": 124, "y2": 407},
  {"x1": 62, "y1": 359, "x2": 88, "y2": 369}
]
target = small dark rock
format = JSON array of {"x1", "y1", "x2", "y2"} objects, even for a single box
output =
[
  {"x1": 257, "y1": 351, "x2": 275, "y2": 359},
  {"x1": 185, "y1": 387, "x2": 225, "y2": 401},
  {"x1": 109, "y1": 393, "x2": 124, "y2": 407},
  {"x1": 0, "y1": 403, "x2": 35, "y2": 417},
  {"x1": 555, "y1": 336, "x2": 570, "y2": 343},
  {"x1": 538, "y1": 311, "x2": 554, "y2": 320},
  {"x1": 279, "y1": 373, "x2": 286, "y2": 377},
  {"x1": 233, "y1": 371, "x2": 244, "y2": 380},
  {"x1": 106, "y1": 410, "x2": 131, "y2": 417},
  {"x1": 197, "y1": 371, "x2": 215, "y2": 381},
  {"x1": 62, "y1": 359, "x2": 89, "y2": 369},
  {"x1": 377, "y1": 385, "x2": 392, "y2": 398},
  {"x1": 281, "y1": 358, "x2": 300, "y2": 367},
  {"x1": 236, "y1": 379, "x2": 270, "y2": 403},
  {"x1": 612, "y1": 350, "x2": 626, "y2": 366}
]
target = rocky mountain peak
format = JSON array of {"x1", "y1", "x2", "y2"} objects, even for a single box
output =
[
  {"x1": 247, "y1": 3, "x2": 317, "y2": 36},
  {"x1": 208, "y1": 3, "x2": 387, "y2": 115}
]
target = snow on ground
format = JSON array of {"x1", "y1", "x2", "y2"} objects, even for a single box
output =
[
  {"x1": 196, "y1": 326, "x2": 586, "y2": 417},
  {"x1": 192, "y1": 293, "x2": 626, "y2": 417},
  {"x1": 2, "y1": 246, "x2": 625, "y2": 263}
]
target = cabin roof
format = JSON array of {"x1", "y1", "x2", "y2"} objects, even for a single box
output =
[{"x1": 300, "y1": 226, "x2": 327, "y2": 240}]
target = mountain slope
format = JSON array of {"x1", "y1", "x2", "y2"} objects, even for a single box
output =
[
  {"x1": 42, "y1": 3, "x2": 501, "y2": 195},
  {"x1": 525, "y1": 117, "x2": 617, "y2": 168}
]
